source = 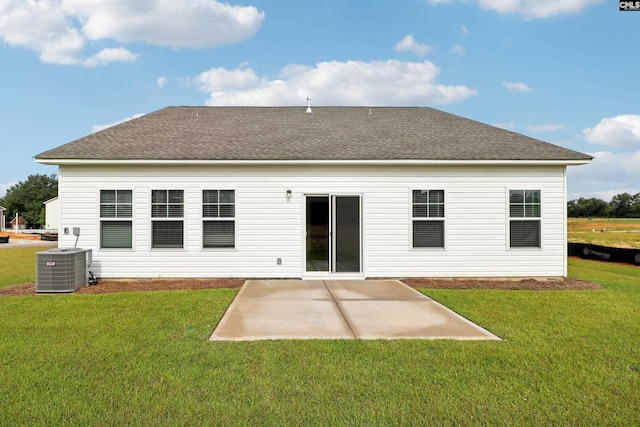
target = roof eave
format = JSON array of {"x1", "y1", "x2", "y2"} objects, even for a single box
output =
[{"x1": 35, "y1": 158, "x2": 593, "y2": 166}]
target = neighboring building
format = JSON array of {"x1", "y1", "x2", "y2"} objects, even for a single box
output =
[
  {"x1": 0, "y1": 206, "x2": 5, "y2": 232},
  {"x1": 10, "y1": 215, "x2": 28, "y2": 231},
  {"x1": 35, "y1": 106, "x2": 592, "y2": 279},
  {"x1": 44, "y1": 197, "x2": 60, "y2": 231}
]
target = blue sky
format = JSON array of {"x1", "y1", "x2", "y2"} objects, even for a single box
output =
[{"x1": 1, "y1": 0, "x2": 638, "y2": 201}]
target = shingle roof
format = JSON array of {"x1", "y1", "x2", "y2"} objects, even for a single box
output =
[{"x1": 36, "y1": 106, "x2": 592, "y2": 163}]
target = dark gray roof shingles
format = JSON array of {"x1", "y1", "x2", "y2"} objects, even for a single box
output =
[{"x1": 36, "y1": 106, "x2": 592, "y2": 162}]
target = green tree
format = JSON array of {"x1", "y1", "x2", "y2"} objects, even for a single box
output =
[
  {"x1": 567, "y1": 197, "x2": 608, "y2": 217},
  {"x1": 607, "y1": 192, "x2": 636, "y2": 218},
  {"x1": 0, "y1": 174, "x2": 58, "y2": 228},
  {"x1": 631, "y1": 193, "x2": 640, "y2": 217}
]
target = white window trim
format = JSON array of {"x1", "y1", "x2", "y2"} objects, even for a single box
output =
[
  {"x1": 151, "y1": 189, "x2": 185, "y2": 250},
  {"x1": 201, "y1": 189, "x2": 236, "y2": 250},
  {"x1": 98, "y1": 189, "x2": 134, "y2": 251},
  {"x1": 507, "y1": 188, "x2": 543, "y2": 250},
  {"x1": 410, "y1": 188, "x2": 446, "y2": 250},
  {"x1": 300, "y1": 191, "x2": 365, "y2": 278}
]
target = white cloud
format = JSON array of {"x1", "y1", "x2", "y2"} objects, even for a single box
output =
[
  {"x1": 525, "y1": 124, "x2": 564, "y2": 132},
  {"x1": 460, "y1": 25, "x2": 469, "y2": 38},
  {"x1": 477, "y1": 0, "x2": 603, "y2": 19},
  {"x1": 0, "y1": 0, "x2": 86, "y2": 65},
  {"x1": 278, "y1": 64, "x2": 313, "y2": 79},
  {"x1": 195, "y1": 68, "x2": 262, "y2": 93},
  {"x1": 64, "y1": 0, "x2": 264, "y2": 48},
  {"x1": 394, "y1": 35, "x2": 432, "y2": 57},
  {"x1": 492, "y1": 122, "x2": 516, "y2": 130},
  {"x1": 427, "y1": 0, "x2": 603, "y2": 19},
  {"x1": 82, "y1": 47, "x2": 137, "y2": 67},
  {"x1": 0, "y1": 0, "x2": 264, "y2": 66},
  {"x1": 502, "y1": 81, "x2": 533, "y2": 92},
  {"x1": 450, "y1": 44, "x2": 465, "y2": 55},
  {"x1": 157, "y1": 77, "x2": 168, "y2": 88},
  {"x1": 92, "y1": 113, "x2": 145, "y2": 133},
  {"x1": 192, "y1": 60, "x2": 478, "y2": 106},
  {"x1": 583, "y1": 115, "x2": 640, "y2": 148},
  {"x1": 567, "y1": 151, "x2": 640, "y2": 201}
]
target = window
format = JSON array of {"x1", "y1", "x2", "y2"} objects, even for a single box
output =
[
  {"x1": 412, "y1": 189, "x2": 445, "y2": 248},
  {"x1": 152, "y1": 190, "x2": 183, "y2": 248},
  {"x1": 203, "y1": 190, "x2": 235, "y2": 248},
  {"x1": 152, "y1": 189, "x2": 184, "y2": 218},
  {"x1": 100, "y1": 190, "x2": 132, "y2": 249},
  {"x1": 509, "y1": 190, "x2": 541, "y2": 248}
]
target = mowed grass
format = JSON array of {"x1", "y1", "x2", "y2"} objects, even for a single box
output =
[
  {"x1": 569, "y1": 217, "x2": 640, "y2": 248},
  {"x1": 0, "y1": 246, "x2": 55, "y2": 288},
  {"x1": 0, "y1": 257, "x2": 639, "y2": 425}
]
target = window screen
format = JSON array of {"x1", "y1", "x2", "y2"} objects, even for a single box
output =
[
  {"x1": 509, "y1": 190, "x2": 541, "y2": 248},
  {"x1": 101, "y1": 221, "x2": 132, "y2": 249},
  {"x1": 203, "y1": 221, "x2": 235, "y2": 248},
  {"x1": 152, "y1": 190, "x2": 184, "y2": 248},
  {"x1": 510, "y1": 220, "x2": 541, "y2": 248},
  {"x1": 203, "y1": 190, "x2": 235, "y2": 248},
  {"x1": 152, "y1": 190, "x2": 184, "y2": 218},
  {"x1": 412, "y1": 190, "x2": 445, "y2": 248},
  {"x1": 100, "y1": 190, "x2": 132, "y2": 249},
  {"x1": 152, "y1": 221, "x2": 184, "y2": 248}
]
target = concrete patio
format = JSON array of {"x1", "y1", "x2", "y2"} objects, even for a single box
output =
[{"x1": 210, "y1": 279, "x2": 501, "y2": 341}]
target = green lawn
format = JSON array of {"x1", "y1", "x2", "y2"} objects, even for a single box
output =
[
  {"x1": 0, "y1": 258, "x2": 639, "y2": 425},
  {"x1": 0, "y1": 246, "x2": 54, "y2": 288}
]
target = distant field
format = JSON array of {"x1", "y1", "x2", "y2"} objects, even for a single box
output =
[{"x1": 568, "y1": 218, "x2": 640, "y2": 249}]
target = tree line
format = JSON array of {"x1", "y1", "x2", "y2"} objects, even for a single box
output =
[
  {"x1": 0, "y1": 174, "x2": 58, "y2": 229},
  {"x1": 568, "y1": 193, "x2": 640, "y2": 218}
]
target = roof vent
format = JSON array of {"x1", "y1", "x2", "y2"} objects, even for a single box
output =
[{"x1": 305, "y1": 96, "x2": 313, "y2": 114}]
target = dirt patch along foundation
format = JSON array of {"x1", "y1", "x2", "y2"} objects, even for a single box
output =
[
  {"x1": 402, "y1": 277, "x2": 602, "y2": 290},
  {"x1": 0, "y1": 276, "x2": 601, "y2": 296},
  {"x1": 0, "y1": 278, "x2": 244, "y2": 296}
]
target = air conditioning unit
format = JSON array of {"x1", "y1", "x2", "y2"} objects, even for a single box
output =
[{"x1": 36, "y1": 248, "x2": 92, "y2": 293}]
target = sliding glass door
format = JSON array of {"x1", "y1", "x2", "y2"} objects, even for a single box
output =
[
  {"x1": 334, "y1": 196, "x2": 361, "y2": 272},
  {"x1": 305, "y1": 196, "x2": 330, "y2": 272},
  {"x1": 305, "y1": 195, "x2": 361, "y2": 274}
]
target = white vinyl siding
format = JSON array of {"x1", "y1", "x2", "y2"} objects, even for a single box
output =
[{"x1": 56, "y1": 164, "x2": 568, "y2": 279}]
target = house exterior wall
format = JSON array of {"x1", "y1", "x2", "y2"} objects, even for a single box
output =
[
  {"x1": 56, "y1": 164, "x2": 568, "y2": 279},
  {"x1": 44, "y1": 197, "x2": 60, "y2": 230}
]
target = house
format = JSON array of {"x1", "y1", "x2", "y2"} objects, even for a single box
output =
[
  {"x1": 0, "y1": 206, "x2": 5, "y2": 232},
  {"x1": 43, "y1": 197, "x2": 60, "y2": 231},
  {"x1": 35, "y1": 106, "x2": 592, "y2": 279},
  {"x1": 10, "y1": 215, "x2": 28, "y2": 231}
]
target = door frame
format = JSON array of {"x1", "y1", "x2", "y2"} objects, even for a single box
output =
[{"x1": 302, "y1": 193, "x2": 364, "y2": 278}]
